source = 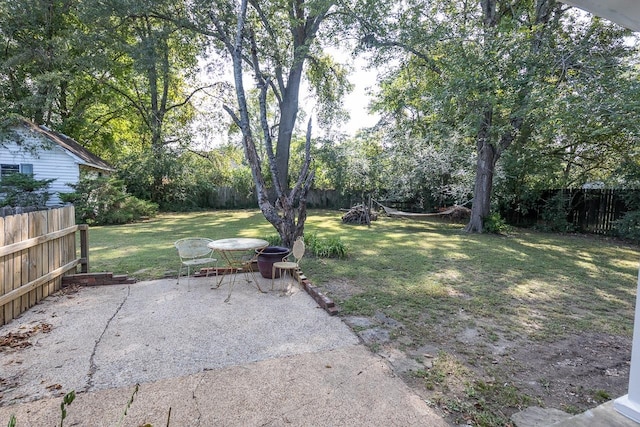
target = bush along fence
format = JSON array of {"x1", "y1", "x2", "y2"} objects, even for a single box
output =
[
  {"x1": 0, "y1": 205, "x2": 88, "y2": 326},
  {"x1": 504, "y1": 189, "x2": 639, "y2": 236}
]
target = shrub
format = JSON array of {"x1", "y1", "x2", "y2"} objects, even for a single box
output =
[
  {"x1": 483, "y1": 212, "x2": 509, "y2": 234},
  {"x1": 615, "y1": 211, "x2": 640, "y2": 242},
  {"x1": 536, "y1": 191, "x2": 576, "y2": 233},
  {"x1": 115, "y1": 149, "x2": 254, "y2": 211},
  {"x1": 261, "y1": 233, "x2": 348, "y2": 258},
  {"x1": 304, "y1": 232, "x2": 348, "y2": 258},
  {"x1": 263, "y1": 234, "x2": 283, "y2": 246},
  {"x1": 0, "y1": 173, "x2": 54, "y2": 207},
  {"x1": 60, "y1": 176, "x2": 158, "y2": 225},
  {"x1": 615, "y1": 191, "x2": 640, "y2": 242}
]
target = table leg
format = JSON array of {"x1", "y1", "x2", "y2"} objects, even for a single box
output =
[
  {"x1": 248, "y1": 247, "x2": 268, "y2": 292},
  {"x1": 240, "y1": 257, "x2": 265, "y2": 293},
  {"x1": 224, "y1": 273, "x2": 237, "y2": 303},
  {"x1": 213, "y1": 247, "x2": 268, "y2": 302},
  {"x1": 212, "y1": 272, "x2": 225, "y2": 289}
]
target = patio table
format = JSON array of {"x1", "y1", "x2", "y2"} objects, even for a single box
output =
[{"x1": 208, "y1": 238, "x2": 269, "y2": 302}]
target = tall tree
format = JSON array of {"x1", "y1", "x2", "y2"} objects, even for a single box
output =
[
  {"x1": 359, "y1": 0, "x2": 639, "y2": 231},
  {"x1": 82, "y1": 0, "x2": 211, "y2": 203},
  {"x1": 461, "y1": 0, "x2": 559, "y2": 232},
  {"x1": 0, "y1": 0, "x2": 88, "y2": 126},
  {"x1": 191, "y1": 0, "x2": 347, "y2": 246},
  {"x1": 0, "y1": 0, "x2": 144, "y2": 156}
]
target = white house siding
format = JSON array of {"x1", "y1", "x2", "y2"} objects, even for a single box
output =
[{"x1": 1, "y1": 129, "x2": 80, "y2": 206}]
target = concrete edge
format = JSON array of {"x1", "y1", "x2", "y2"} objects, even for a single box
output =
[{"x1": 63, "y1": 267, "x2": 339, "y2": 316}]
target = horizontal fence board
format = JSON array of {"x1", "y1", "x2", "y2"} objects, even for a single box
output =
[
  {"x1": 0, "y1": 225, "x2": 80, "y2": 257},
  {"x1": 0, "y1": 259, "x2": 80, "y2": 306}
]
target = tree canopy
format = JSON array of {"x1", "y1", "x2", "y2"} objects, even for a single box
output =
[
  {"x1": 2, "y1": 0, "x2": 640, "y2": 234},
  {"x1": 356, "y1": 0, "x2": 640, "y2": 230}
]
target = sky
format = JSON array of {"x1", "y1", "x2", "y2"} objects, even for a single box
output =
[
  {"x1": 192, "y1": 52, "x2": 382, "y2": 148},
  {"x1": 337, "y1": 64, "x2": 381, "y2": 134},
  {"x1": 305, "y1": 48, "x2": 382, "y2": 137}
]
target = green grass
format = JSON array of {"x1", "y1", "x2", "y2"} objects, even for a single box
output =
[
  {"x1": 87, "y1": 210, "x2": 276, "y2": 279},
  {"x1": 86, "y1": 209, "x2": 640, "y2": 425}
]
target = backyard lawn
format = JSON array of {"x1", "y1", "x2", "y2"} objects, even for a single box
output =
[{"x1": 88, "y1": 209, "x2": 640, "y2": 426}]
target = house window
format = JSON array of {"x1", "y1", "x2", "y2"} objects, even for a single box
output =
[
  {"x1": 1, "y1": 164, "x2": 33, "y2": 177},
  {"x1": 1, "y1": 164, "x2": 19, "y2": 177},
  {"x1": 20, "y1": 164, "x2": 33, "y2": 175}
]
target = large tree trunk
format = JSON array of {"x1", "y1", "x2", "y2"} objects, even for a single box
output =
[
  {"x1": 275, "y1": 65, "x2": 303, "y2": 190},
  {"x1": 466, "y1": 109, "x2": 498, "y2": 233},
  {"x1": 466, "y1": 139, "x2": 499, "y2": 233},
  {"x1": 465, "y1": 0, "x2": 555, "y2": 232},
  {"x1": 228, "y1": 0, "x2": 314, "y2": 248}
]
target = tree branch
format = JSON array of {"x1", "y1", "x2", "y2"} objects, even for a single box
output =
[
  {"x1": 289, "y1": 115, "x2": 314, "y2": 203},
  {"x1": 364, "y1": 35, "x2": 442, "y2": 75},
  {"x1": 101, "y1": 79, "x2": 151, "y2": 131},
  {"x1": 166, "y1": 84, "x2": 219, "y2": 113},
  {"x1": 222, "y1": 104, "x2": 241, "y2": 127},
  {"x1": 258, "y1": 77, "x2": 284, "y2": 197}
]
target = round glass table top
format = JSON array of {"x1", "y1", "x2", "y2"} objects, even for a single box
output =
[{"x1": 207, "y1": 238, "x2": 269, "y2": 251}]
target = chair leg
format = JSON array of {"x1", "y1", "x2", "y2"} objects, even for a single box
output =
[
  {"x1": 288, "y1": 268, "x2": 294, "y2": 289},
  {"x1": 271, "y1": 265, "x2": 276, "y2": 290}
]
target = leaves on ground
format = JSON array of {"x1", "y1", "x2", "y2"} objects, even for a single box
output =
[{"x1": 0, "y1": 323, "x2": 52, "y2": 350}]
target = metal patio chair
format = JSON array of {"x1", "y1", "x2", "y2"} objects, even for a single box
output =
[
  {"x1": 174, "y1": 238, "x2": 217, "y2": 289},
  {"x1": 271, "y1": 237, "x2": 305, "y2": 291}
]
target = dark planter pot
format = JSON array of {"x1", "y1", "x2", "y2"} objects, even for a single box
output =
[{"x1": 256, "y1": 246, "x2": 290, "y2": 279}]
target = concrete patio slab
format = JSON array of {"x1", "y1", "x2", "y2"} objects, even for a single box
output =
[{"x1": 0, "y1": 274, "x2": 450, "y2": 426}]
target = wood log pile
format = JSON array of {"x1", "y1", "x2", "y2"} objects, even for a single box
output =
[
  {"x1": 438, "y1": 205, "x2": 471, "y2": 222},
  {"x1": 342, "y1": 204, "x2": 378, "y2": 224}
]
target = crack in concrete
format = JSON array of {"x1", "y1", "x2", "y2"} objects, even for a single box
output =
[
  {"x1": 84, "y1": 286, "x2": 131, "y2": 392},
  {"x1": 190, "y1": 374, "x2": 206, "y2": 426}
]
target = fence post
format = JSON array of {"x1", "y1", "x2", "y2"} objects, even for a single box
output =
[
  {"x1": 79, "y1": 224, "x2": 89, "y2": 273},
  {"x1": 615, "y1": 268, "x2": 640, "y2": 422}
]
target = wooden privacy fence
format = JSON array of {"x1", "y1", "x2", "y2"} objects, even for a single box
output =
[
  {"x1": 0, "y1": 205, "x2": 88, "y2": 326},
  {"x1": 213, "y1": 187, "x2": 354, "y2": 210}
]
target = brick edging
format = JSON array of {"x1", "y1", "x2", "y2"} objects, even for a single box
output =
[
  {"x1": 296, "y1": 271, "x2": 339, "y2": 316},
  {"x1": 197, "y1": 266, "x2": 339, "y2": 316},
  {"x1": 62, "y1": 272, "x2": 137, "y2": 286}
]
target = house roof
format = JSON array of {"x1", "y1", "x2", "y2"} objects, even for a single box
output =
[
  {"x1": 562, "y1": 0, "x2": 640, "y2": 32},
  {"x1": 20, "y1": 119, "x2": 114, "y2": 172}
]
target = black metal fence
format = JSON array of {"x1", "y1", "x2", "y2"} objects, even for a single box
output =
[
  {"x1": 568, "y1": 189, "x2": 629, "y2": 234},
  {"x1": 505, "y1": 189, "x2": 638, "y2": 235}
]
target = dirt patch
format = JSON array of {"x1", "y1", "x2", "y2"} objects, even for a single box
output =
[
  {"x1": 322, "y1": 279, "x2": 365, "y2": 301},
  {"x1": 343, "y1": 310, "x2": 632, "y2": 424},
  {"x1": 509, "y1": 333, "x2": 631, "y2": 411}
]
